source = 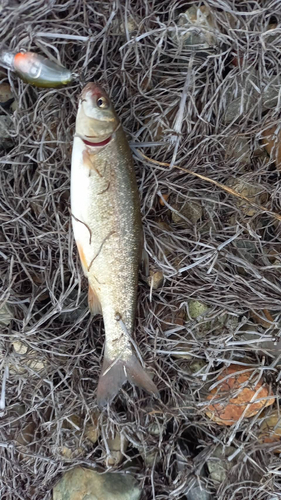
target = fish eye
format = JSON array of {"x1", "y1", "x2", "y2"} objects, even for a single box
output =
[{"x1": 97, "y1": 96, "x2": 108, "y2": 109}]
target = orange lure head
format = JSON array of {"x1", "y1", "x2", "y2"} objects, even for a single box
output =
[{"x1": 13, "y1": 51, "x2": 73, "y2": 88}]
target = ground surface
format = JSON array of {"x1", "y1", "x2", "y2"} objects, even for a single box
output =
[{"x1": 1, "y1": 1, "x2": 281, "y2": 499}]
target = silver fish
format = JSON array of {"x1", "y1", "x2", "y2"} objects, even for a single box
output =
[{"x1": 71, "y1": 82, "x2": 159, "y2": 407}]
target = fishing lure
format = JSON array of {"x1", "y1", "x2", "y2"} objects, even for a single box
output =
[{"x1": 0, "y1": 49, "x2": 73, "y2": 88}]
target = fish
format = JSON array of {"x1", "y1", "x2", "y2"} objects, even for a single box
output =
[
  {"x1": 71, "y1": 82, "x2": 159, "y2": 407},
  {"x1": 0, "y1": 48, "x2": 73, "y2": 88}
]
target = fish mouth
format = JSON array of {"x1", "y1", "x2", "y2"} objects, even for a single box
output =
[{"x1": 82, "y1": 135, "x2": 112, "y2": 147}]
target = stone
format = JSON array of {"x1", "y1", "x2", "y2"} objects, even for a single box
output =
[
  {"x1": 105, "y1": 433, "x2": 128, "y2": 467},
  {"x1": 185, "y1": 483, "x2": 211, "y2": 500},
  {"x1": 233, "y1": 239, "x2": 257, "y2": 264},
  {"x1": 189, "y1": 359, "x2": 207, "y2": 374},
  {"x1": 84, "y1": 411, "x2": 100, "y2": 444},
  {"x1": 12, "y1": 340, "x2": 28, "y2": 355},
  {"x1": 147, "y1": 271, "x2": 164, "y2": 290},
  {"x1": 171, "y1": 5, "x2": 218, "y2": 50},
  {"x1": 0, "y1": 82, "x2": 14, "y2": 108},
  {"x1": 53, "y1": 467, "x2": 141, "y2": 500},
  {"x1": 11, "y1": 100, "x2": 18, "y2": 113},
  {"x1": 223, "y1": 69, "x2": 259, "y2": 124},
  {"x1": 188, "y1": 300, "x2": 209, "y2": 319},
  {"x1": 226, "y1": 178, "x2": 268, "y2": 217},
  {"x1": 140, "y1": 448, "x2": 160, "y2": 467},
  {"x1": 10, "y1": 341, "x2": 46, "y2": 374},
  {"x1": 207, "y1": 445, "x2": 238, "y2": 483},
  {"x1": 225, "y1": 136, "x2": 252, "y2": 164},
  {"x1": 171, "y1": 201, "x2": 202, "y2": 225},
  {"x1": 0, "y1": 115, "x2": 14, "y2": 149},
  {"x1": 0, "y1": 302, "x2": 13, "y2": 326},
  {"x1": 258, "y1": 410, "x2": 281, "y2": 452}
]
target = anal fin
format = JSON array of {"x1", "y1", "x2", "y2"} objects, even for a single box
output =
[{"x1": 88, "y1": 284, "x2": 102, "y2": 316}]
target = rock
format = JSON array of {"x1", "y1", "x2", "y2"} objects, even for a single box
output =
[
  {"x1": 53, "y1": 467, "x2": 141, "y2": 500},
  {"x1": 58, "y1": 446, "x2": 83, "y2": 459},
  {"x1": 262, "y1": 75, "x2": 281, "y2": 110},
  {"x1": 171, "y1": 5, "x2": 218, "y2": 50},
  {"x1": 223, "y1": 69, "x2": 259, "y2": 124},
  {"x1": 185, "y1": 483, "x2": 211, "y2": 500},
  {"x1": 11, "y1": 100, "x2": 18, "y2": 113},
  {"x1": 10, "y1": 340, "x2": 46, "y2": 374},
  {"x1": 112, "y1": 14, "x2": 138, "y2": 37},
  {"x1": 84, "y1": 411, "x2": 100, "y2": 444},
  {"x1": 233, "y1": 239, "x2": 257, "y2": 264},
  {"x1": 226, "y1": 178, "x2": 268, "y2": 217},
  {"x1": 141, "y1": 448, "x2": 160, "y2": 467},
  {"x1": 0, "y1": 302, "x2": 13, "y2": 326},
  {"x1": 207, "y1": 445, "x2": 239, "y2": 483},
  {"x1": 188, "y1": 300, "x2": 209, "y2": 319},
  {"x1": 189, "y1": 359, "x2": 207, "y2": 374},
  {"x1": 171, "y1": 201, "x2": 202, "y2": 225},
  {"x1": 225, "y1": 136, "x2": 252, "y2": 164},
  {"x1": 0, "y1": 82, "x2": 14, "y2": 108},
  {"x1": 147, "y1": 270, "x2": 164, "y2": 290},
  {"x1": 12, "y1": 340, "x2": 28, "y2": 355},
  {"x1": 105, "y1": 433, "x2": 128, "y2": 467},
  {"x1": 148, "y1": 422, "x2": 162, "y2": 437},
  {"x1": 0, "y1": 115, "x2": 14, "y2": 149},
  {"x1": 258, "y1": 410, "x2": 281, "y2": 452}
]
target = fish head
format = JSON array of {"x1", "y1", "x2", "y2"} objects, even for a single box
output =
[{"x1": 76, "y1": 83, "x2": 120, "y2": 147}]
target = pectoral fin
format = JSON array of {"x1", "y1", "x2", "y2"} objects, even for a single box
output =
[
  {"x1": 88, "y1": 284, "x2": 102, "y2": 316},
  {"x1": 77, "y1": 242, "x2": 88, "y2": 277}
]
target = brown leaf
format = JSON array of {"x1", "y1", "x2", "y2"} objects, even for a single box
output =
[
  {"x1": 205, "y1": 365, "x2": 275, "y2": 426},
  {"x1": 251, "y1": 309, "x2": 275, "y2": 329},
  {"x1": 262, "y1": 126, "x2": 281, "y2": 169}
]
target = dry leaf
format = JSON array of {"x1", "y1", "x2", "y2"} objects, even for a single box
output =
[
  {"x1": 262, "y1": 126, "x2": 281, "y2": 168},
  {"x1": 159, "y1": 193, "x2": 169, "y2": 206},
  {"x1": 251, "y1": 309, "x2": 275, "y2": 329},
  {"x1": 205, "y1": 365, "x2": 275, "y2": 426}
]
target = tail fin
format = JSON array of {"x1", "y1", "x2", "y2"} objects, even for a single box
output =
[{"x1": 96, "y1": 353, "x2": 159, "y2": 408}]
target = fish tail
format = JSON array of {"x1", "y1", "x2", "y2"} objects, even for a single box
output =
[{"x1": 96, "y1": 352, "x2": 159, "y2": 408}]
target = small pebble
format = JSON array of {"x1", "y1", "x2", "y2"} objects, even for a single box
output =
[
  {"x1": 147, "y1": 271, "x2": 164, "y2": 290},
  {"x1": 188, "y1": 300, "x2": 209, "y2": 319},
  {"x1": 105, "y1": 433, "x2": 128, "y2": 467},
  {"x1": 0, "y1": 115, "x2": 14, "y2": 149},
  {"x1": 0, "y1": 82, "x2": 14, "y2": 108},
  {"x1": 0, "y1": 303, "x2": 13, "y2": 326}
]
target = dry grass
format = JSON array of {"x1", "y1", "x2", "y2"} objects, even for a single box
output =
[{"x1": 1, "y1": 0, "x2": 281, "y2": 499}]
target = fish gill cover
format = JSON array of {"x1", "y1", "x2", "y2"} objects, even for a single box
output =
[{"x1": 1, "y1": 0, "x2": 281, "y2": 499}]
